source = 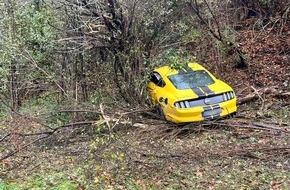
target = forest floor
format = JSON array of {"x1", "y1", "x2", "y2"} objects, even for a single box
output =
[{"x1": 0, "y1": 21, "x2": 290, "y2": 189}]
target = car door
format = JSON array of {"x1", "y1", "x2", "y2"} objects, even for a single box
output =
[{"x1": 147, "y1": 72, "x2": 166, "y2": 106}]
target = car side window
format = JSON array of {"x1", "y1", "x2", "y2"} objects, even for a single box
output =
[{"x1": 150, "y1": 72, "x2": 166, "y2": 87}]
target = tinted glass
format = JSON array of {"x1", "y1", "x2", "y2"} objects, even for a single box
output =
[
  {"x1": 168, "y1": 70, "x2": 214, "y2": 89},
  {"x1": 150, "y1": 72, "x2": 166, "y2": 87}
]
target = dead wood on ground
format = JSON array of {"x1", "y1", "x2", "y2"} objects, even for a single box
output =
[
  {"x1": 0, "y1": 106, "x2": 289, "y2": 162},
  {"x1": 237, "y1": 86, "x2": 284, "y2": 105}
]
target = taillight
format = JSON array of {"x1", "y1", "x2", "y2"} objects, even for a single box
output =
[
  {"x1": 223, "y1": 91, "x2": 235, "y2": 101},
  {"x1": 175, "y1": 101, "x2": 190, "y2": 108}
]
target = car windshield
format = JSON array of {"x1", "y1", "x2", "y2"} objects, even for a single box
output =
[{"x1": 168, "y1": 70, "x2": 214, "y2": 90}]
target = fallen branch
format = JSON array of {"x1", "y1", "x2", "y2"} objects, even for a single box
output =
[
  {"x1": 0, "y1": 133, "x2": 11, "y2": 142},
  {"x1": 238, "y1": 86, "x2": 278, "y2": 105},
  {"x1": 0, "y1": 120, "x2": 104, "y2": 162},
  {"x1": 0, "y1": 107, "x2": 156, "y2": 161},
  {"x1": 137, "y1": 151, "x2": 183, "y2": 159},
  {"x1": 0, "y1": 134, "x2": 51, "y2": 162},
  {"x1": 275, "y1": 92, "x2": 290, "y2": 97},
  {"x1": 221, "y1": 145, "x2": 290, "y2": 159},
  {"x1": 33, "y1": 110, "x2": 102, "y2": 118},
  {"x1": 253, "y1": 122, "x2": 290, "y2": 132},
  {"x1": 100, "y1": 103, "x2": 111, "y2": 130},
  {"x1": 212, "y1": 119, "x2": 290, "y2": 134}
]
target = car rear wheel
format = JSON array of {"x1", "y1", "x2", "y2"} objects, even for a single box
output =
[{"x1": 157, "y1": 105, "x2": 165, "y2": 120}]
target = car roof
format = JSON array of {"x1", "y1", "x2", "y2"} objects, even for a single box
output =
[{"x1": 154, "y1": 62, "x2": 207, "y2": 77}]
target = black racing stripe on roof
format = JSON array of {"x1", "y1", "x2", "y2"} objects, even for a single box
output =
[
  {"x1": 178, "y1": 69, "x2": 186, "y2": 74},
  {"x1": 200, "y1": 86, "x2": 215, "y2": 96},
  {"x1": 184, "y1": 66, "x2": 193, "y2": 72}
]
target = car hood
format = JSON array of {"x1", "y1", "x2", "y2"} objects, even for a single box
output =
[{"x1": 172, "y1": 80, "x2": 233, "y2": 100}]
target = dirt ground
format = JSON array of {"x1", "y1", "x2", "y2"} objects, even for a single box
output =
[
  {"x1": 0, "y1": 97, "x2": 289, "y2": 189},
  {"x1": 1, "y1": 20, "x2": 290, "y2": 190}
]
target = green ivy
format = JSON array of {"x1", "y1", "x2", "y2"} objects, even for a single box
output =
[
  {"x1": 154, "y1": 48, "x2": 196, "y2": 70},
  {"x1": 15, "y1": 4, "x2": 56, "y2": 64}
]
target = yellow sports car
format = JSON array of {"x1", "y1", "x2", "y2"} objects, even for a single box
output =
[{"x1": 147, "y1": 62, "x2": 237, "y2": 123}]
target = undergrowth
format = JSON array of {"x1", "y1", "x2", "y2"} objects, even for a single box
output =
[{"x1": 1, "y1": 101, "x2": 289, "y2": 189}]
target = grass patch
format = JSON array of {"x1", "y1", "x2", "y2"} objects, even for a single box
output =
[{"x1": 1, "y1": 173, "x2": 80, "y2": 190}]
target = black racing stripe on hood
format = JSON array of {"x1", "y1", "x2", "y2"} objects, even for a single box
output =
[
  {"x1": 200, "y1": 86, "x2": 215, "y2": 96},
  {"x1": 192, "y1": 88, "x2": 206, "y2": 98}
]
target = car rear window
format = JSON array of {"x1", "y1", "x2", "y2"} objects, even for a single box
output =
[{"x1": 168, "y1": 70, "x2": 214, "y2": 90}]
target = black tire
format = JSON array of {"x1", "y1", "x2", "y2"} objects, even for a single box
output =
[{"x1": 156, "y1": 105, "x2": 165, "y2": 120}]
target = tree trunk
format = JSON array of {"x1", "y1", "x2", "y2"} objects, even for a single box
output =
[{"x1": 6, "y1": 0, "x2": 20, "y2": 112}]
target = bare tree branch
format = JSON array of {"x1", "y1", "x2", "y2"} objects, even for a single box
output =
[{"x1": 187, "y1": 0, "x2": 222, "y2": 41}]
